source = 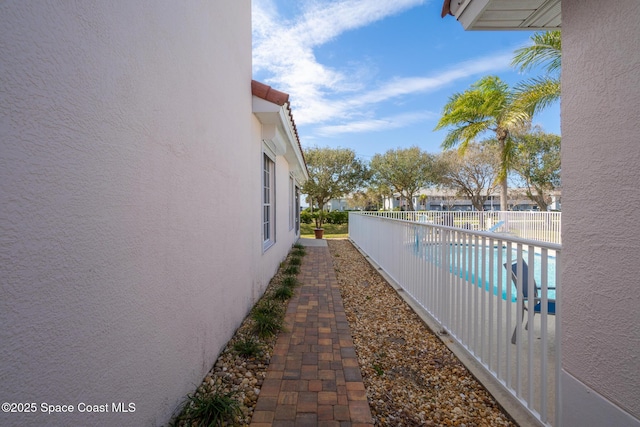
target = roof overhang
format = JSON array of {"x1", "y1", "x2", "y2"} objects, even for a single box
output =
[
  {"x1": 252, "y1": 81, "x2": 309, "y2": 184},
  {"x1": 442, "y1": 0, "x2": 561, "y2": 30}
]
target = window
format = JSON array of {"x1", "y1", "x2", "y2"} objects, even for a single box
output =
[
  {"x1": 289, "y1": 176, "x2": 294, "y2": 231},
  {"x1": 263, "y1": 153, "x2": 275, "y2": 249},
  {"x1": 295, "y1": 185, "x2": 301, "y2": 234},
  {"x1": 288, "y1": 177, "x2": 301, "y2": 234}
]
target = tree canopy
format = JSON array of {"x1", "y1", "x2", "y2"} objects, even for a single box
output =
[
  {"x1": 434, "y1": 75, "x2": 530, "y2": 210},
  {"x1": 370, "y1": 146, "x2": 435, "y2": 211},
  {"x1": 302, "y1": 147, "x2": 368, "y2": 225},
  {"x1": 511, "y1": 129, "x2": 561, "y2": 211},
  {"x1": 434, "y1": 143, "x2": 500, "y2": 211}
]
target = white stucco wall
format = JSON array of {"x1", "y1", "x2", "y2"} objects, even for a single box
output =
[
  {"x1": 260, "y1": 153, "x2": 303, "y2": 283},
  {"x1": 562, "y1": 0, "x2": 640, "y2": 423},
  {"x1": 0, "y1": 2, "x2": 299, "y2": 426},
  {"x1": 251, "y1": 113, "x2": 305, "y2": 291}
]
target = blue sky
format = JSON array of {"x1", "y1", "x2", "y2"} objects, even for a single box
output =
[{"x1": 252, "y1": 0, "x2": 560, "y2": 161}]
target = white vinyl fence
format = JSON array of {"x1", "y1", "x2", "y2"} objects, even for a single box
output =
[
  {"x1": 363, "y1": 210, "x2": 561, "y2": 244},
  {"x1": 349, "y1": 212, "x2": 561, "y2": 427}
]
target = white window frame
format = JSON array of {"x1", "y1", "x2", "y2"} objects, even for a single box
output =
[
  {"x1": 295, "y1": 184, "x2": 301, "y2": 234},
  {"x1": 263, "y1": 151, "x2": 276, "y2": 251},
  {"x1": 289, "y1": 176, "x2": 295, "y2": 231}
]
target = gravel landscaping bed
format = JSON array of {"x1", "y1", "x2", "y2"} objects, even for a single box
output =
[
  {"x1": 328, "y1": 239, "x2": 517, "y2": 427},
  {"x1": 171, "y1": 251, "x2": 297, "y2": 426},
  {"x1": 172, "y1": 239, "x2": 517, "y2": 426}
]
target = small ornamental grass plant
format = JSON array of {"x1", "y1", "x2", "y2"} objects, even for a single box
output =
[
  {"x1": 172, "y1": 244, "x2": 306, "y2": 426},
  {"x1": 284, "y1": 264, "x2": 299, "y2": 275},
  {"x1": 273, "y1": 284, "x2": 295, "y2": 301},
  {"x1": 281, "y1": 275, "x2": 299, "y2": 289},
  {"x1": 251, "y1": 300, "x2": 285, "y2": 338},
  {"x1": 173, "y1": 385, "x2": 241, "y2": 427},
  {"x1": 232, "y1": 336, "x2": 262, "y2": 358}
]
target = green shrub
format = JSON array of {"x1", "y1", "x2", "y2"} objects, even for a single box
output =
[
  {"x1": 233, "y1": 337, "x2": 262, "y2": 358},
  {"x1": 284, "y1": 265, "x2": 299, "y2": 275},
  {"x1": 253, "y1": 299, "x2": 283, "y2": 317},
  {"x1": 252, "y1": 311, "x2": 284, "y2": 338},
  {"x1": 325, "y1": 210, "x2": 349, "y2": 225},
  {"x1": 251, "y1": 300, "x2": 284, "y2": 338},
  {"x1": 289, "y1": 256, "x2": 301, "y2": 266},
  {"x1": 273, "y1": 285, "x2": 294, "y2": 301},
  {"x1": 174, "y1": 386, "x2": 241, "y2": 427},
  {"x1": 300, "y1": 210, "x2": 313, "y2": 224},
  {"x1": 282, "y1": 275, "x2": 299, "y2": 288}
]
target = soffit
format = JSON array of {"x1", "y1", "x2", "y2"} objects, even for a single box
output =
[
  {"x1": 443, "y1": 0, "x2": 561, "y2": 30},
  {"x1": 252, "y1": 80, "x2": 309, "y2": 182}
]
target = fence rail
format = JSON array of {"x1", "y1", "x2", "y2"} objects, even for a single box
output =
[
  {"x1": 361, "y1": 210, "x2": 561, "y2": 245},
  {"x1": 349, "y1": 212, "x2": 561, "y2": 427}
]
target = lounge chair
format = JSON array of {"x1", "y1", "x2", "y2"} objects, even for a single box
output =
[{"x1": 504, "y1": 260, "x2": 556, "y2": 344}]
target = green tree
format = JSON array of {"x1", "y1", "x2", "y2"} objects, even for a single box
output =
[
  {"x1": 434, "y1": 143, "x2": 500, "y2": 212},
  {"x1": 511, "y1": 129, "x2": 561, "y2": 211},
  {"x1": 348, "y1": 184, "x2": 388, "y2": 211},
  {"x1": 512, "y1": 30, "x2": 561, "y2": 116},
  {"x1": 434, "y1": 75, "x2": 529, "y2": 211},
  {"x1": 302, "y1": 147, "x2": 368, "y2": 228},
  {"x1": 370, "y1": 147, "x2": 434, "y2": 211}
]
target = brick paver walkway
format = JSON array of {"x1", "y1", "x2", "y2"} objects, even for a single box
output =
[{"x1": 250, "y1": 239, "x2": 374, "y2": 427}]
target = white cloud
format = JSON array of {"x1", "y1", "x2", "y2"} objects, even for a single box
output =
[
  {"x1": 252, "y1": 0, "x2": 426, "y2": 122},
  {"x1": 294, "y1": 52, "x2": 513, "y2": 128},
  {"x1": 348, "y1": 53, "x2": 513, "y2": 107},
  {"x1": 293, "y1": 0, "x2": 426, "y2": 47},
  {"x1": 315, "y1": 111, "x2": 437, "y2": 136},
  {"x1": 252, "y1": 1, "x2": 514, "y2": 132}
]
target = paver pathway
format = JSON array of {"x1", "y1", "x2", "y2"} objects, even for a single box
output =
[{"x1": 250, "y1": 238, "x2": 374, "y2": 427}]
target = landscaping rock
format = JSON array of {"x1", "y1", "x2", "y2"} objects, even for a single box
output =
[{"x1": 328, "y1": 239, "x2": 516, "y2": 427}]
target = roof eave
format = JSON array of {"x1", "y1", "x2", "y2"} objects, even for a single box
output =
[
  {"x1": 252, "y1": 80, "x2": 309, "y2": 183},
  {"x1": 441, "y1": 0, "x2": 561, "y2": 30}
]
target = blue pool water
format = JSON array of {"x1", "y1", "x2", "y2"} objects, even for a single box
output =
[{"x1": 414, "y1": 241, "x2": 557, "y2": 302}]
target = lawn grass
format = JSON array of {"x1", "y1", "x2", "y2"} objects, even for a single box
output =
[{"x1": 300, "y1": 222, "x2": 349, "y2": 239}]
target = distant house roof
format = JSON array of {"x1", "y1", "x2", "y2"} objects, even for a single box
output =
[{"x1": 251, "y1": 80, "x2": 308, "y2": 180}]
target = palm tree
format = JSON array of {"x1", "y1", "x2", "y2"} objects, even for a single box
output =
[
  {"x1": 512, "y1": 30, "x2": 561, "y2": 116},
  {"x1": 434, "y1": 76, "x2": 529, "y2": 211}
]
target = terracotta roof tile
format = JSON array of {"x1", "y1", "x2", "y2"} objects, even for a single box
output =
[
  {"x1": 252, "y1": 80, "x2": 307, "y2": 174},
  {"x1": 441, "y1": 0, "x2": 452, "y2": 18},
  {"x1": 252, "y1": 80, "x2": 289, "y2": 106}
]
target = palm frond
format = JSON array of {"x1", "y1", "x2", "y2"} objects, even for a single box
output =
[
  {"x1": 436, "y1": 76, "x2": 514, "y2": 150},
  {"x1": 512, "y1": 30, "x2": 561, "y2": 74},
  {"x1": 512, "y1": 77, "x2": 560, "y2": 116}
]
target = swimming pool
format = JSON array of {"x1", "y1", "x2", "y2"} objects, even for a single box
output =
[{"x1": 415, "y1": 241, "x2": 557, "y2": 302}]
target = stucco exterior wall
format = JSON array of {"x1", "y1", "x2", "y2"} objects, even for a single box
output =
[
  {"x1": 562, "y1": 0, "x2": 640, "y2": 422},
  {"x1": 251, "y1": 112, "x2": 305, "y2": 294},
  {"x1": 261, "y1": 154, "x2": 303, "y2": 283},
  {"x1": 0, "y1": 2, "x2": 297, "y2": 426}
]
